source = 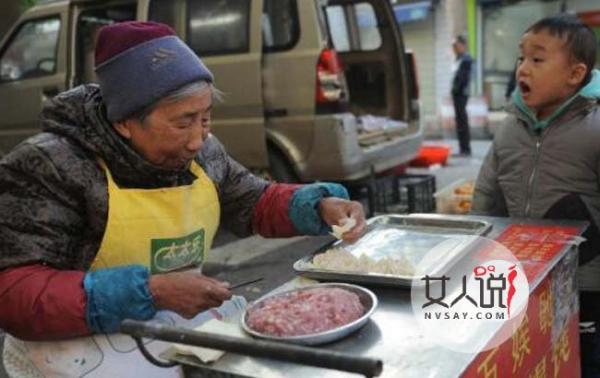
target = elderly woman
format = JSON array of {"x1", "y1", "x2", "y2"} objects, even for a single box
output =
[{"x1": 0, "y1": 22, "x2": 365, "y2": 377}]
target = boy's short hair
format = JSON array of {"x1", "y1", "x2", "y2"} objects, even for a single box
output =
[{"x1": 526, "y1": 14, "x2": 597, "y2": 85}]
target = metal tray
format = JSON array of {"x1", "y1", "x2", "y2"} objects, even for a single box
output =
[
  {"x1": 241, "y1": 283, "x2": 378, "y2": 346},
  {"x1": 293, "y1": 214, "x2": 492, "y2": 287}
]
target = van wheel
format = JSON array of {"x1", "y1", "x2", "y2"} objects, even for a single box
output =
[{"x1": 267, "y1": 146, "x2": 299, "y2": 183}]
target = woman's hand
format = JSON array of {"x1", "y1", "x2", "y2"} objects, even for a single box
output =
[
  {"x1": 148, "y1": 271, "x2": 231, "y2": 319},
  {"x1": 318, "y1": 197, "x2": 366, "y2": 242}
]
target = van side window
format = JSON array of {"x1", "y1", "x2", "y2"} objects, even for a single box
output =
[
  {"x1": 263, "y1": 0, "x2": 299, "y2": 52},
  {"x1": 75, "y1": 6, "x2": 136, "y2": 85},
  {"x1": 0, "y1": 18, "x2": 60, "y2": 82},
  {"x1": 187, "y1": 0, "x2": 250, "y2": 56},
  {"x1": 325, "y1": 6, "x2": 351, "y2": 52},
  {"x1": 148, "y1": 0, "x2": 183, "y2": 30},
  {"x1": 325, "y1": 3, "x2": 382, "y2": 52},
  {"x1": 355, "y1": 3, "x2": 381, "y2": 51}
]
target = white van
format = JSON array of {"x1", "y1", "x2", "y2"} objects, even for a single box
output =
[{"x1": 0, "y1": 0, "x2": 422, "y2": 182}]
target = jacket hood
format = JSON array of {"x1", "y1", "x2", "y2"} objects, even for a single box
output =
[
  {"x1": 511, "y1": 69, "x2": 600, "y2": 130},
  {"x1": 579, "y1": 69, "x2": 600, "y2": 99},
  {"x1": 40, "y1": 84, "x2": 192, "y2": 187}
]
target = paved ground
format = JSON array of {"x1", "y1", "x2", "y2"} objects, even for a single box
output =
[
  {"x1": 411, "y1": 139, "x2": 490, "y2": 189},
  {"x1": 0, "y1": 139, "x2": 492, "y2": 377}
]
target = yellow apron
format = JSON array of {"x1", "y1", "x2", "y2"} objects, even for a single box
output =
[
  {"x1": 3, "y1": 160, "x2": 238, "y2": 378},
  {"x1": 91, "y1": 159, "x2": 220, "y2": 272}
]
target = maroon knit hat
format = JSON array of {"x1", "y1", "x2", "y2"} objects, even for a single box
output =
[
  {"x1": 94, "y1": 21, "x2": 213, "y2": 122},
  {"x1": 95, "y1": 21, "x2": 175, "y2": 67}
]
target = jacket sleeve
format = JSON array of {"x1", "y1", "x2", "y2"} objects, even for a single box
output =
[
  {"x1": 0, "y1": 264, "x2": 90, "y2": 340},
  {"x1": 471, "y1": 143, "x2": 508, "y2": 216},
  {"x1": 0, "y1": 263, "x2": 157, "y2": 340},
  {"x1": 0, "y1": 142, "x2": 156, "y2": 338},
  {"x1": 452, "y1": 56, "x2": 472, "y2": 96},
  {"x1": 200, "y1": 136, "x2": 352, "y2": 237},
  {"x1": 252, "y1": 183, "x2": 301, "y2": 237},
  {"x1": 199, "y1": 136, "x2": 269, "y2": 237},
  {"x1": 0, "y1": 140, "x2": 103, "y2": 271},
  {"x1": 252, "y1": 182, "x2": 352, "y2": 237}
]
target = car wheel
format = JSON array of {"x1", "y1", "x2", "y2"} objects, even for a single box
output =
[{"x1": 267, "y1": 145, "x2": 299, "y2": 183}]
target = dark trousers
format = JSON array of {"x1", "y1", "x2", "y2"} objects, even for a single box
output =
[
  {"x1": 452, "y1": 94, "x2": 471, "y2": 154},
  {"x1": 544, "y1": 194, "x2": 600, "y2": 377},
  {"x1": 581, "y1": 291, "x2": 600, "y2": 378}
]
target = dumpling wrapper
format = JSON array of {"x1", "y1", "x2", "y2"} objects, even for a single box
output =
[
  {"x1": 172, "y1": 318, "x2": 247, "y2": 363},
  {"x1": 330, "y1": 217, "x2": 357, "y2": 239}
]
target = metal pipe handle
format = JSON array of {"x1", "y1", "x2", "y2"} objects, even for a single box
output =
[{"x1": 121, "y1": 319, "x2": 382, "y2": 377}]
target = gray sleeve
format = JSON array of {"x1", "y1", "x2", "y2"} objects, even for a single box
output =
[
  {"x1": 0, "y1": 143, "x2": 89, "y2": 270},
  {"x1": 471, "y1": 143, "x2": 508, "y2": 216},
  {"x1": 199, "y1": 135, "x2": 269, "y2": 237}
]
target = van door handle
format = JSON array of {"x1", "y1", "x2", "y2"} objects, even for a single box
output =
[
  {"x1": 264, "y1": 108, "x2": 288, "y2": 117},
  {"x1": 42, "y1": 86, "x2": 60, "y2": 101}
]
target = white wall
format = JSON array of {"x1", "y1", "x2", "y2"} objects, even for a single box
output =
[
  {"x1": 399, "y1": 0, "x2": 456, "y2": 134},
  {"x1": 401, "y1": 15, "x2": 436, "y2": 117},
  {"x1": 434, "y1": 0, "x2": 455, "y2": 117},
  {"x1": 566, "y1": 0, "x2": 600, "y2": 13}
]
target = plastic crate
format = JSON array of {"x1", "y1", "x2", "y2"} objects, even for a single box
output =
[
  {"x1": 434, "y1": 178, "x2": 474, "y2": 214},
  {"x1": 346, "y1": 174, "x2": 436, "y2": 217},
  {"x1": 396, "y1": 175, "x2": 436, "y2": 213}
]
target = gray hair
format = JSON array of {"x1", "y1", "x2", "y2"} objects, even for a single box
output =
[
  {"x1": 135, "y1": 81, "x2": 224, "y2": 124},
  {"x1": 454, "y1": 35, "x2": 467, "y2": 46}
]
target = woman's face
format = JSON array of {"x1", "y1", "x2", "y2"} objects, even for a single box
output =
[{"x1": 114, "y1": 88, "x2": 212, "y2": 170}]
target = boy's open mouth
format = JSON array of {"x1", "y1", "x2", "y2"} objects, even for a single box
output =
[{"x1": 519, "y1": 81, "x2": 531, "y2": 96}]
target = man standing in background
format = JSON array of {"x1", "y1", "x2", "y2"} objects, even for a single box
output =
[{"x1": 451, "y1": 35, "x2": 473, "y2": 156}]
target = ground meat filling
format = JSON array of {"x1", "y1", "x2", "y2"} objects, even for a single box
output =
[{"x1": 246, "y1": 287, "x2": 365, "y2": 337}]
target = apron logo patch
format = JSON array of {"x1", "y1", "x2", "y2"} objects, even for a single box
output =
[{"x1": 151, "y1": 229, "x2": 205, "y2": 273}]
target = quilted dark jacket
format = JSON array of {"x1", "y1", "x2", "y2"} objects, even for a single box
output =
[{"x1": 0, "y1": 85, "x2": 268, "y2": 270}]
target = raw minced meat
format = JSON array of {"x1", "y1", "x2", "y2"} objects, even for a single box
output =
[{"x1": 246, "y1": 287, "x2": 365, "y2": 337}]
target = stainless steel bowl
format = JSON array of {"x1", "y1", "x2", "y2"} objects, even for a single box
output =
[{"x1": 241, "y1": 283, "x2": 378, "y2": 345}]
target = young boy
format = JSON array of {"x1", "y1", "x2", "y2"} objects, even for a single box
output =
[
  {"x1": 472, "y1": 14, "x2": 600, "y2": 375},
  {"x1": 473, "y1": 13, "x2": 599, "y2": 259}
]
